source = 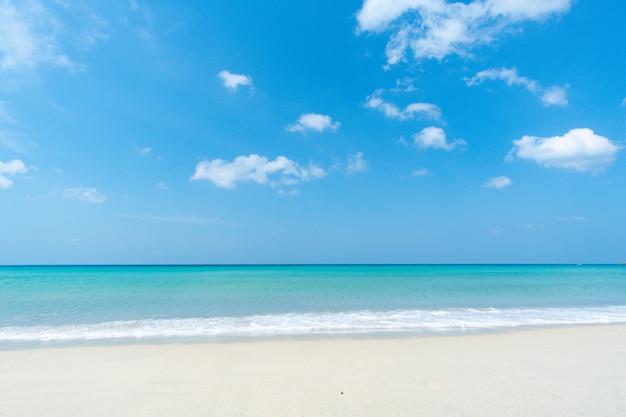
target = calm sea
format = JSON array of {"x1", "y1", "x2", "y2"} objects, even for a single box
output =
[{"x1": 1, "y1": 264, "x2": 625, "y2": 345}]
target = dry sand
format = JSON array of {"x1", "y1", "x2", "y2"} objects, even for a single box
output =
[{"x1": 1, "y1": 325, "x2": 625, "y2": 417}]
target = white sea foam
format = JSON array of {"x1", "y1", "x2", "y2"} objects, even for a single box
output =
[{"x1": 2, "y1": 306, "x2": 626, "y2": 342}]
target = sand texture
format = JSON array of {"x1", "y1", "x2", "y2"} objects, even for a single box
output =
[{"x1": 1, "y1": 325, "x2": 625, "y2": 417}]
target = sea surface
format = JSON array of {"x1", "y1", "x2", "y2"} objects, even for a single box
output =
[{"x1": 1, "y1": 264, "x2": 625, "y2": 346}]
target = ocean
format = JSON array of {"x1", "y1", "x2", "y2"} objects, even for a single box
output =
[{"x1": 1, "y1": 264, "x2": 625, "y2": 346}]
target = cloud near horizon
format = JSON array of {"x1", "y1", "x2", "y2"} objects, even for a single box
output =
[
  {"x1": 507, "y1": 128, "x2": 621, "y2": 174},
  {"x1": 190, "y1": 154, "x2": 327, "y2": 189},
  {"x1": 465, "y1": 67, "x2": 568, "y2": 106},
  {"x1": 217, "y1": 70, "x2": 253, "y2": 91},
  {"x1": 286, "y1": 113, "x2": 340, "y2": 133},
  {"x1": 413, "y1": 126, "x2": 466, "y2": 151},
  {"x1": 356, "y1": 0, "x2": 572, "y2": 65},
  {"x1": 0, "y1": 158, "x2": 27, "y2": 189}
]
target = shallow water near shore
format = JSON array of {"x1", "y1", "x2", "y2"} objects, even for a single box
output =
[{"x1": 2, "y1": 264, "x2": 625, "y2": 345}]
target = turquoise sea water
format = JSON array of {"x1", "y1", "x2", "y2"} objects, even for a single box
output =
[{"x1": 1, "y1": 265, "x2": 625, "y2": 345}]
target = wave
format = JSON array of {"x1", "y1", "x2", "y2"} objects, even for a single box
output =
[{"x1": 3, "y1": 306, "x2": 626, "y2": 342}]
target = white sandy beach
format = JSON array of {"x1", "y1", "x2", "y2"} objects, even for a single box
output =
[{"x1": 1, "y1": 325, "x2": 625, "y2": 417}]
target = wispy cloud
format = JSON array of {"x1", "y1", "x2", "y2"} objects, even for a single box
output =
[
  {"x1": 484, "y1": 176, "x2": 512, "y2": 189},
  {"x1": 0, "y1": 158, "x2": 27, "y2": 189},
  {"x1": 558, "y1": 215, "x2": 586, "y2": 222},
  {"x1": 412, "y1": 168, "x2": 430, "y2": 176},
  {"x1": 0, "y1": 0, "x2": 82, "y2": 72},
  {"x1": 465, "y1": 67, "x2": 568, "y2": 107},
  {"x1": 364, "y1": 92, "x2": 441, "y2": 120},
  {"x1": 63, "y1": 187, "x2": 107, "y2": 203},
  {"x1": 136, "y1": 146, "x2": 152, "y2": 156},
  {"x1": 413, "y1": 126, "x2": 466, "y2": 151},
  {"x1": 286, "y1": 113, "x2": 340, "y2": 133},
  {"x1": 122, "y1": 213, "x2": 227, "y2": 224},
  {"x1": 155, "y1": 181, "x2": 170, "y2": 191},
  {"x1": 507, "y1": 128, "x2": 621, "y2": 174},
  {"x1": 218, "y1": 70, "x2": 253, "y2": 91},
  {"x1": 190, "y1": 154, "x2": 327, "y2": 189},
  {"x1": 0, "y1": 101, "x2": 27, "y2": 152},
  {"x1": 345, "y1": 152, "x2": 370, "y2": 175},
  {"x1": 0, "y1": 100, "x2": 16, "y2": 124},
  {"x1": 356, "y1": 0, "x2": 572, "y2": 66}
]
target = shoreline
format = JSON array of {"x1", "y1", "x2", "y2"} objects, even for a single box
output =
[
  {"x1": 3, "y1": 320, "x2": 625, "y2": 351},
  {"x1": 2, "y1": 323, "x2": 625, "y2": 416}
]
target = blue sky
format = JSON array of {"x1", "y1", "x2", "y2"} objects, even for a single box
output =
[{"x1": 1, "y1": 0, "x2": 625, "y2": 264}]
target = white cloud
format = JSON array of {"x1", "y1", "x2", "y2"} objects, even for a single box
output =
[
  {"x1": 507, "y1": 128, "x2": 621, "y2": 174},
  {"x1": 286, "y1": 113, "x2": 340, "y2": 133},
  {"x1": 356, "y1": 0, "x2": 572, "y2": 65},
  {"x1": 217, "y1": 70, "x2": 253, "y2": 91},
  {"x1": 190, "y1": 154, "x2": 327, "y2": 189},
  {"x1": 137, "y1": 146, "x2": 152, "y2": 156},
  {"x1": 484, "y1": 175, "x2": 512, "y2": 188},
  {"x1": 466, "y1": 67, "x2": 537, "y2": 91},
  {"x1": 412, "y1": 126, "x2": 466, "y2": 150},
  {"x1": 466, "y1": 67, "x2": 567, "y2": 107},
  {"x1": 0, "y1": 0, "x2": 81, "y2": 72},
  {"x1": 63, "y1": 187, "x2": 107, "y2": 203},
  {"x1": 364, "y1": 94, "x2": 441, "y2": 120},
  {"x1": 277, "y1": 189, "x2": 299, "y2": 196},
  {"x1": 391, "y1": 77, "x2": 419, "y2": 93},
  {"x1": 558, "y1": 215, "x2": 585, "y2": 222},
  {"x1": 412, "y1": 168, "x2": 430, "y2": 176},
  {"x1": 345, "y1": 152, "x2": 370, "y2": 175},
  {"x1": 0, "y1": 158, "x2": 27, "y2": 189},
  {"x1": 541, "y1": 85, "x2": 568, "y2": 107}
]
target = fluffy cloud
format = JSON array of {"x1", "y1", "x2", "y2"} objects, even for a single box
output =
[
  {"x1": 484, "y1": 176, "x2": 512, "y2": 188},
  {"x1": 541, "y1": 85, "x2": 568, "y2": 107},
  {"x1": 465, "y1": 67, "x2": 567, "y2": 107},
  {"x1": 63, "y1": 187, "x2": 107, "y2": 203},
  {"x1": 507, "y1": 128, "x2": 621, "y2": 174},
  {"x1": 356, "y1": 0, "x2": 572, "y2": 65},
  {"x1": 0, "y1": 158, "x2": 27, "y2": 189},
  {"x1": 286, "y1": 113, "x2": 340, "y2": 133},
  {"x1": 364, "y1": 93, "x2": 441, "y2": 120},
  {"x1": 345, "y1": 152, "x2": 370, "y2": 175},
  {"x1": 217, "y1": 70, "x2": 253, "y2": 91},
  {"x1": 413, "y1": 126, "x2": 466, "y2": 150},
  {"x1": 190, "y1": 154, "x2": 327, "y2": 189},
  {"x1": 0, "y1": 0, "x2": 81, "y2": 72}
]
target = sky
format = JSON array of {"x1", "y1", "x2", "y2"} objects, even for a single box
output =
[{"x1": 0, "y1": 0, "x2": 625, "y2": 265}]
